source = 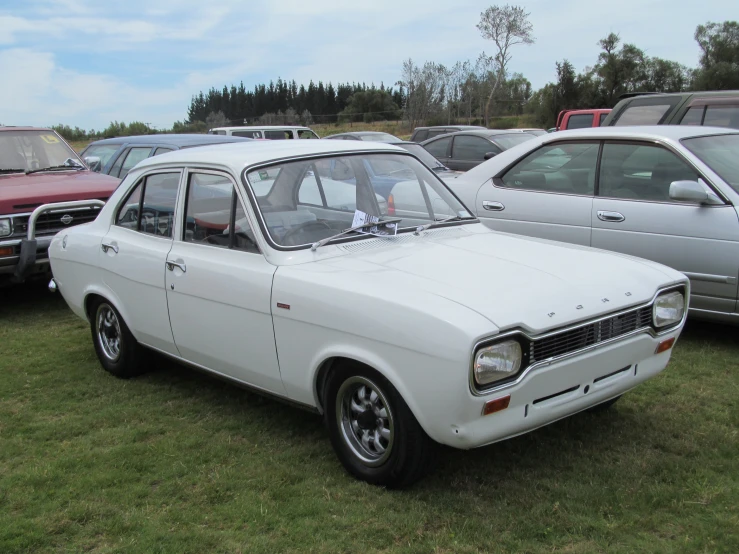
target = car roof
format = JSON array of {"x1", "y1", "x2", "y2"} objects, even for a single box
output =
[
  {"x1": 415, "y1": 125, "x2": 486, "y2": 131},
  {"x1": 327, "y1": 131, "x2": 394, "y2": 137},
  {"x1": 210, "y1": 125, "x2": 312, "y2": 131},
  {"x1": 86, "y1": 134, "x2": 252, "y2": 147},
  {"x1": 544, "y1": 125, "x2": 739, "y2": 141},
  {"x1": 0, "y1": 126, "x2": 54, "y2": 132},
  {"x1": 134, "y1": 139, "x2": 406, "y2": 173},
  {"x1": 620, "y1": 90, "x2": 739, "y2": 100},
  {"x1": 422, "y1": 130, "x2": 533, "y2": 143}
]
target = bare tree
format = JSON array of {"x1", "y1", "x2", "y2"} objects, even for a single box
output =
[
  {"x1": 205, "y1": 110, "x2": 229, "y2": 129},
  {"x1": 477, "y1": 5, "x2": 534, "y2": 125}
]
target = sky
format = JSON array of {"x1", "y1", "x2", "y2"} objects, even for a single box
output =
[{"x1": 0, "y1": 0, "x2": 733, "y2": 130}]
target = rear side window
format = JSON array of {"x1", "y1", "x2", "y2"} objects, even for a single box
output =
[
  {"x1": 614, "y1": 104, "x2": 673, "y2": 126},
  {"x1": 680, "y1": 106, "x2": 704, "y2": 126},
  {"x1": 427, "y1": 129, "x2": 449, "y2": 138},
  {"x1": 233, "y1": 130, "x2": 262, "y2": 138},
  {"x1": 499, "y1": 142, "x2": 599, "y2": 195},
  {"x1": 116, "y1": 172, "x2": 181, "y2": 237},
  {"x1": 209, "y1": 130, "x2": 226, "y2": 135},
  {"x1": 424, "y1": 136, "x2": 451, "y2": 158},
  {"x1": 598, "y1": 113, "x2": 608, "y2": 126},
  {"x1": 264, "y1": 130, "x2": 291, "y2": 140},
  {"x1": 703, "y1": 105, "x2": 739, "y2": 129},
  {"x1": 153, "y1": 147, "x2": 174, "y2": 156},
  {"x1": 566, "y1": 114, "x2": 594, "y2": 130},
  {"x1": 412, "y1": 130, "x2": 429, "y2": 141}
]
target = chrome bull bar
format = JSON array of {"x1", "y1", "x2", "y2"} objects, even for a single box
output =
[{"x1": 14, "y1": 199, "x2": 106, "y2": 281}]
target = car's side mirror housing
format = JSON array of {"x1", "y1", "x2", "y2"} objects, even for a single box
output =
[
  {"x1": 84, "y1": 156, "x2": 102, "y2": 172},
  {"x1": 669, "y1": 179, "x2": 723, "y2": 205},
  {"x1": 484, "y1": 152, "x2": 497, "y2": 160}
]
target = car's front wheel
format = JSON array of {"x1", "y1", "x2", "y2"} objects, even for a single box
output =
[
  {"x1": 324, "y1": 365, "x2": 435, "y2": 488},
  {"x1": 90, "y1": 298, "x2": 148, "y2": 379}
]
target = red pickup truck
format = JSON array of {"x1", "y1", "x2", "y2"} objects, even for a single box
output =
[
  {"x1": 0, "y1": 127, "x2": 120, "y2": 285},
  {"x1": 556, "y1": 109, "x2": 612, "y2": 131}
]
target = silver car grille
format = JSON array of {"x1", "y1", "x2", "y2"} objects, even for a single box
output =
[{"x1": 530, "y1": 306, "x2": 653, "y2": 362}]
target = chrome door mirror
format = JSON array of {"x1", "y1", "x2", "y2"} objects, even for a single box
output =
[
  {"x1": 669, "y1": 179, "x2": 723, "y2": 205},
  {"x1": 84, "y1": 156, "x2": 102, "y2": 172},
  {"x1": 484, "y1": 152, "x2": 497, "y2": 160}
]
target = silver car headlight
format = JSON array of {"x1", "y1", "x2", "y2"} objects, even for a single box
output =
[
  {"x1": 474, "y1": 340, "x2": 522, "y2": 386},
  {"x1": 653, "y1": 290, "x2": 685, "y2": 328},
  {"x1": 0, "y1": 218, "x2": 11, "y2": 238}
]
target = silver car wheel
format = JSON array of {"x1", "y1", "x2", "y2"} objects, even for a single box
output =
[
  {"x1": 96, "y1": 304, "x2": 122, "y2": 362},
  {"x1": 336, "y1": 376, "x2": 394, "y2": 467}
]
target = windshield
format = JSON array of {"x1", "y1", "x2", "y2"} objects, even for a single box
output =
[
  {"x1": 245, "y1": 153, "x2": 474, "y2": 248},
  {"x1": 0, "y1": 130, "x2": 81, "y2": 172},
  {"x1": 682, "y1": 134, "x2": 739, "y2": 191},
  {"x1": 398, "y1": 143, "x2": 445, "y2": 168},
  {"x1": 487, "y1": 133, "x2": 537, "y2": 150}
]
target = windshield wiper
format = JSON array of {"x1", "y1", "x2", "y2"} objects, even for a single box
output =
[
  {"x1": 0, "y1": 168, "x2": 26, "y2": 174},
  {"x1": 26, "y1": 164, "x2": 85, "y2": 175},
  {"x1": 413, "y1": 215, "x2": 467, "y2": 235},
  {"x1": 311, "y1": 217, "x2": 403, "y2": 251}
]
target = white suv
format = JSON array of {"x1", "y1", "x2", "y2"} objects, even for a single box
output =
[{"x1": 208, "y1": 125, "x2": 319, "y2": 140}]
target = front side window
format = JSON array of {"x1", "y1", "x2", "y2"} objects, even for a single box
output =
[
  {"x1": 183, "y1": 172, "x2": 258, "y2": 253},
  {"x1": 703, "y1": 105, "x2": 739, "y2": 129},
  {"x1": 153, "y1": 147, "x2": 174, "y2": 156},
  {"x1": 82, "y1": 144, "x2": 120, "y2": 172},
  {"x1": 452, "y1": 136, "x2": 494, "y2": 161},
  {"x1": 424, "y1": 136, "x2": 451, "y2": 158},
  {"x1": 298, "y1": 129, "x2": 319, "y2": 139},
  {"x1": 499, "y1": 142, "x2": 599, "y2": 195},
  {"x1": 488, "y1": 133, "x2": 536, "y2": 150},
  {"x1": 566, "y1": 114, "x2": 593, "y2": 130},
  {"x1": 682, "y1": 134, "x2": 739, "y2": 192},
  {"x1": 245, "y1": 153, "x2": 473, "y2": 248},
  {"x1": 116, "y1": 172, "x2": 180, "y2": 237},
  {"x1": 614, "y1": 104, "x2": 673, "y2": 126},
  {"x1": 598, "y1": 142, "x2": 700, "y2": 201},
  {"x1": 117, "y1": 147, "x2": 152, "y2": 179}
]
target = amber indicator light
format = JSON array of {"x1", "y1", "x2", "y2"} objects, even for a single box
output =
[
  {"x1": 0, "y1": 247, "x2": 13, "y2": 257},
  {"x1": 655, "y1": 337, "x2": 675, "y2": 354},
  {"x1": 482, "y1": 395, "x2": 511, "y2": 416}
]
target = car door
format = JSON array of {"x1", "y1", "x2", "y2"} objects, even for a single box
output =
[
  {"x1": 424, "y1": 136, "x2": 453, "y2": 169},
  {"x1": 451, "y1": 135, "x2": 496, "y2": 171},
  {"x1": 164, "y1": 169, "x2": 284, "y2": 395},
  {"x1": 592, "y1": 141, "x2": 739, "y2": 313},
  {"x1": 474, "y1": 141, "x2": 599, "y2": 246},
  {"x1": 98, "y1": 170, "x2": 181, "y2": 355}
]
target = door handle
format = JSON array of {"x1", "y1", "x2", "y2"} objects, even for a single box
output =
[
  {"x1": 101, "y1": 241, "x2": 118, "y2": 254},
  {"x1": 597, "y1": 210, "x2": 625, "y2": 223},
  {"x1": 482, "y1": 201, "x2": 505, "y2": 211},
  {"x1": 166, "y1": 260, "x2": 186, "y2": 273}
]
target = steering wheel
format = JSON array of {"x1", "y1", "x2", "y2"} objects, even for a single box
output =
[{"x1": 281, "y1": 220, "x2": 332, "y2": 246}]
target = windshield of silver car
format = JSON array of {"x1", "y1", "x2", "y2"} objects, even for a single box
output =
[
  {"x1": 245, "y1": 153, "x2": 474, "y2": 248},
  {"x1": 0, "y1": 130, "x2": 81, "y2": 173},
  {"x1": 682, "y1": 134, "x2": 739, "y2": 190}
]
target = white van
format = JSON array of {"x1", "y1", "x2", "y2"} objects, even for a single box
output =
[{"x1": 208, "y1": 126, "x2": 320, "y2": 140}]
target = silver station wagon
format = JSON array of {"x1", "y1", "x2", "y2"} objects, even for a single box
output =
[{"x1": 446, "y1": 126, "x2": 739, "y2": 324}]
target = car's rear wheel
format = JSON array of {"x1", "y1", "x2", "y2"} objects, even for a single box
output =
[
  {"x1": 90, "y1": 298, "x2": 148, "y2": 378},
  {"x1": 587, "y1": 395, "x2": 622, "y2": 413},
  {"x1": 324, "y1": 364, "x2": 435, "y2": 488}
]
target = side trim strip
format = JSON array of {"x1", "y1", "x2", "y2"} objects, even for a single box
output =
[{"x1": 683, "y1": 271, "x2": 737, "y2": 285}]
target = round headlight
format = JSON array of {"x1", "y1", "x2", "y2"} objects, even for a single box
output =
[
  {"x1": 474, "y1": 340, "x2": 522, "y2": 386},
  {"x1": 0, "y1": 218, "x2": 11, "y2": 238},
  {"x1": 653, "y1": 291, "x2": 685, "y2": 328}
]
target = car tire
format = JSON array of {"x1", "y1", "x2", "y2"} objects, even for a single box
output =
[
  {"x1": 90, "y1": 298, "x2": 148, "y2": 379},
  {"x1": 586, "y1": 395, "x2": 622, "y2": 413},
  {"x1": 324, "y1": 364, "x2": 436, "y2": 488}
]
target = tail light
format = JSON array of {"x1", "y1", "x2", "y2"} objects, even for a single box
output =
[{"x1": 387, "y1": 194, "x2": 395, "y2": 215}]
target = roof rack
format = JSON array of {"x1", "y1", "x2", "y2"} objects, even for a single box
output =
[{"x1": 617, "y1": 92, "x2": 661, "y2": 99}]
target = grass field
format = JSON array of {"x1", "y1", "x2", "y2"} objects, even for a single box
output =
[{"x1": 1, "y1": 281, "x2": 737, "y2": 553}]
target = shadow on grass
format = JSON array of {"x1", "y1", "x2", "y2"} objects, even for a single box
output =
[{"x1": 0, "y1": 279, "x2": 68, "y2": 319}]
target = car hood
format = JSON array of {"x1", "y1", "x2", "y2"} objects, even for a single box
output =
[
  {"x1": 0, "y1": 171, "x2": 120, "y2": 214},
  {"x1": 313, "y1": 227, "x2": 683, "y2": 334}
]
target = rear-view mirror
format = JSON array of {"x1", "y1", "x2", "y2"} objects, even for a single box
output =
[
  {"x1": 484, "y1": 152, "x2": 497, "y2": 160},
  {"x1": 669, "y1": 179, "x2": 723, "y2": 205},
  {"x1": 84, "y1": 156, "x2": 101, "y2": 172}
]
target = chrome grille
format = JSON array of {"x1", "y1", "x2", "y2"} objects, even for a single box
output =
[
  {"x1": 12, "y1": 207, "x2": 101, "y2": 237},
  {"x1": 531, "y1": 306, "x2": 653, "y2": 362}
]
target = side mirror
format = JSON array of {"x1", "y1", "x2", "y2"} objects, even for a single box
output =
[
  {"x1": 84, "y1": 156, "x2": 101, "y2": 172},
  {"x1": 484, "y1": 152, "x2": 497, "y2": 160},
  {"x1": 669, "y1": 179, "x2": 723, "y2": 205}
]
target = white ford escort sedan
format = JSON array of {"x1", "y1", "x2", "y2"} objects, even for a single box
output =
[{"x1": 47, "y1": 140, "x2": 688, "y2": 487}]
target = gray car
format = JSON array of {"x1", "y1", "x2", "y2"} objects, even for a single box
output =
[
  {"x1": 421, "y1": 130, "x2": 538, "y2": 171},
  {"x1": 445, "y1": 126, "x2": 739, "y2": 324}
]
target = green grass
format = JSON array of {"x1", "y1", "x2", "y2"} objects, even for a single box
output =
[{"x1": 1, "y1": 282, "x2": 737, "y2": 553}]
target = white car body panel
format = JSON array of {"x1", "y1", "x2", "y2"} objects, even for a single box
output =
[{"x1": 48, "y1": 140, "x2": 688, "y2": 449}]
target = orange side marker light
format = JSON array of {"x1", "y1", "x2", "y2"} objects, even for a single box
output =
[
  {"x1": 655, "y1": 337, "x2": 675, "y2": 354},
  {"x1": 482, "y1": 395, "x2": 511, "y2": 416}
]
